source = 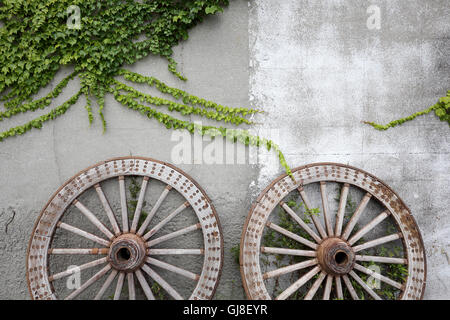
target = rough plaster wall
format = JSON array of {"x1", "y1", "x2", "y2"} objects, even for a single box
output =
[
  {"x1": 249, "y1": 1, "x2": 450, "y2": 299},
  {"x1": 0, "y1": 2, "x2": 251, "y2": 299},
  {"x1": 0, "y1": 0, "x2": 449, "y2": 300}
]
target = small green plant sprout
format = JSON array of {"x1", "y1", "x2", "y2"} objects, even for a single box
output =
[
  {"x1": 151, "y1": 281, "x2": 167, "y2": 300},
  {"x1": 230, "y1": 245, "x2": 240, "y2": 265},
  {"x1": 127, "y1": 177, "x2": 149, "y2": 227}
]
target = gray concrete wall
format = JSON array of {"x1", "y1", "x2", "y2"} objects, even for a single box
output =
[
  {"x1": 249, "y1": 0, "x2": 450, "y2": 300},
  {"x1": 0, "y1": 1, "x2": 449, "y2": 299}
]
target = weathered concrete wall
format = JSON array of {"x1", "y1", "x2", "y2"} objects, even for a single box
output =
[
  {"x1": 249, "y1": 1, "x2": 450, "y2": 299},
  {"x1": 0, "y1": 1, "x2": 252, "y2": 299},
  {"x1": 0, "y1": 0, "x2": 449, "y2": 299}
]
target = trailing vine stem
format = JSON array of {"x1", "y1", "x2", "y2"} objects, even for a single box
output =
[
  {"x1": 0, "y1": 71, "x2": 77, "y2": 121},
  {"x1": 0, "y1": 1, "x2": 294, "y2": 179},
  {"x1": 364, "y1": 90, "x2": 450, "y2": 130},
  {"x1": 0, "y1": 90, "x2": 82, "y2": 141},
  {"x1": 113, "y1": 79, "x2": 254, "y2": 126},
  {"x1": 117, "y1": 69, "x2": 263, "y2": 116},
  {"x1": 112, "y1": 81, "x2": 293, "y2": 179}
]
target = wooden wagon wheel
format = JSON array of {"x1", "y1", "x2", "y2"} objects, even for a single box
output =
[
  {"x1": 240, "y1": 163, "x2": 426, "y2": 300},
  {"x1": 27, "y1": 157, "x2": 223, "y2": 300}
]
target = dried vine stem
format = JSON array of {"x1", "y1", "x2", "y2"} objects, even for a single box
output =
[{"x1": 0, "y1": 0, "x2": 294, "y2": 178}]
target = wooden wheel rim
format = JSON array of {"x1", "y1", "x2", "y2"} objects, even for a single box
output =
[
  {"x1": 240, "y1": 163, "x2": 426, "y2": 300},
  {"x1": 27, "y1": 157, "x2": 223, "y2": 300}
]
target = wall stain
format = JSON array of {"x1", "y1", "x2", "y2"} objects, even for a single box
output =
[{"x1": 441, "y1": 248, "x2": 450, "y2": 265}]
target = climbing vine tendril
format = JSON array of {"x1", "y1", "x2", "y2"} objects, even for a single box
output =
[
  {"x1": 364, "y1": 90, "x2": 450, "y2": 130},
  {"x1": 0, "y1": 0, "x2": 294, "y2": 178}
]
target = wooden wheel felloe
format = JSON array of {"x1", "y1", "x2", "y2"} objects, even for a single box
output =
[
  {"x1": 27, "y1": 157, "x2": 223, "y2": 300},
  {"x1": 240, "y1": 163, "x2": 426, "y2": 300}
]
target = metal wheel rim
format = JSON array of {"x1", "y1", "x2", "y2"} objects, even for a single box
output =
[
  {"x1": 240, "y1": 163, "x2": 426, "y2": 300},
  {"x1": 27, "y1": 156, "x2": 223, "y2": 300}
]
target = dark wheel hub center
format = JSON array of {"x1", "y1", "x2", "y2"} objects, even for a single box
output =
[
  {"x1": 108, "y1": 233, "x2": 146, "y2": 271},
  {"x1": 317, "y1": 238, "x2": 355, "y2": 275}
]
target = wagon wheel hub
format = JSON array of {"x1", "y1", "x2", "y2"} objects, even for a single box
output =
[
  {"x1": 317, "y1": 238, "x2": 355, "y2": 276},
  {"x1": 108, "y1": 233, "x2": 147, "y2": 272}
]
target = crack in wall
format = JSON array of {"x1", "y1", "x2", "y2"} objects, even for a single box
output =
[{"x1": 4, "y1": 210, "x2": 15, "y2": 234}]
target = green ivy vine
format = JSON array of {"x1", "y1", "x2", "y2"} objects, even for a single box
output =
[
  {"x1": 0, "y1": 0, "x2": 293, "y2": 179},
  {"x1": 364, "y1": 90, "x2": 450, "y2": 130}
]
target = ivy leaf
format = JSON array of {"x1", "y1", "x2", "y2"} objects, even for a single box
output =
[
  {"x1": 205, "y1": 6, "x2": 222, "y2": 15},
  {"x1": 68, "y1": 38, "x2": 77, "y2": 46}
]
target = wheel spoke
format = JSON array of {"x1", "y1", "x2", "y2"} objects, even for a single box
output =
[
  {"x1": 342, "y1": 274, "x2": 359, "y2": 300},
  {"x1": 275, "y1": 266, "x2": 321, "y2": 300},
  {"x1": 119, "y1": 176, "x2": 129, "y2": 232},
  {"x1": 73, "y1": 199, "x2": 114, "y2": 240},
  {"x1": 304, "y1": 271, "x2": 327, "y2": 300},
  {"x1": 348, "y1": 210, "x2": 390, "y2": 245},
  {"x1": 335, "y1": 183, "x2": 349, "y2": 237},
  {"x1": 349, "y1": 270, "x2": 382, "y2": 300},
  {"x1": 279, "y1": 201, "x2": 321, "y2": 243},
  {"x1": 141, "y1": 264, "x2": 183, "y2": 300},
  {"x1": 261, "y1": 247, "x2": 316, "y2": 257},
  {"x1": 341, "y1": 192, "x2": 372, "y2": 240},
  {"x1": 148, "y1": 248, "x2": 204, "y2": 255},
  {"x1": 322, "y1": 275, "x2": 333, "y2": 300},
  {"x1": 335, "y1": 276, "x2": 343, "y2": 299},
  {"x1": 147, "y1": 223, "x2": 201, "y2": 247},
  {"x1": 65, "y1": 264, "x2": 111, "y2": 300},
  {"x1": 143, "y1": 201, "x2": 190, "y2": 240},
  {"x1": 298, "y1": 187, "x2": 327, "y2": 238},
  {"x1": 355, "y1": 255, "x2": 407, "y2": 264},
  {"x1": 94, "y1": 269, "x2": 118, "y2": 300},
  {"x1": 95, "y1": 183, "x2": 121, "y2": 235},
  {"x1": 127, "y1": 272, "x2": 136, "y2": 300},
  {"x1": 353, "y1": 263, "x2": 403, "y2": 289},
  {"x1": 130, "y1": 177, "x2": 150, "y2": 233},
  {"x1": 113, "y1": 272, "x2": 125, "y2": 300},
  {"x1": 320, "y1": 182, "x2": 334, "y2": 236},
  {"x1": 137, "y1": 185, "x2": 172, "y2": 236},
  {"x1": 266, "y1": 222, "x2": 318, "y2": 250},
  {"x1": 135, "y1": 269, "x2": 155, "y2": 300},
  {"x1": 49, "y1": 257, "x2": 108, "y2": 281},
  {"x1": 57, "y1": 221, "x2": 110, "y2": 247},
  {"x1": 49, "y1": 248, "x2": 109, "y2": 255},
  {"x1": 263, "y1": 259, "x2": 318, "y2": 280},
  {"x1": 146, "y1": 257, "x2": 199, "y2": 281},
  {"x1": 28, "y1": 158, "x2": 225, "y2": 301},
  {"x1": 353, "y1": 233, "x2": 402, "y2": 253}
]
